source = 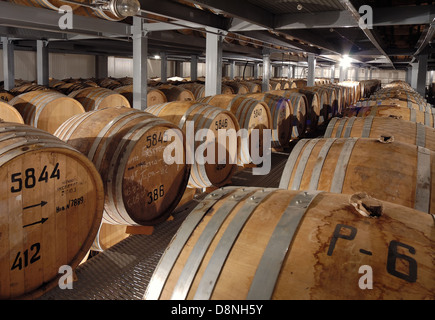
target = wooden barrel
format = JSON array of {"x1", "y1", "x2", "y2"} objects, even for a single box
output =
[
  {"x1": 0, "y1": 101, "x2": 24, "y2": 123},
  {"x1": 48, "y1": 79, "x2": 65, "y2": 88},
  {"x1": 305, "y1": 86, "x2": 334, "y2": 123},
  {"x1": 98, "y1": 78, "x2": 122, "y2": 89},
  {"x1": 144, "y1": 187, "x2": 434, "y2": 300},
  {"x1": 241, "y1": 81, "x2": 261, "y2": 93},
  {"x1": 321, "y1": 84, "x2": 344, "y2": 115},
  {"x1": 54, "y1": 106, "x2": 190, "y2": 226},
  {"x1": 245, "y1": 93, "x2": 292, "y2": 149},
  {"x1": 69, "y1": 87, "x2": 131, "y2": 111},
  {"x1": 0, "y1": 122, "x2": 104, "y2": 299},
  {"x1": 279, "y1": 137, "x2": 435, "y2": 214},
  {"x1": 156, "y1": 86, "x2": 195, "y2": 102},
  {"x1": 294, "y1": 79, "x2": 307, "y2": 88},
  {"x1": 0, "y1": 91, "x2": 15, "y2": 102},
  {"x1": 198, "y1": 94, "x2": 272, "y2": 166},
  {"x1": 9, "y1": 84, "x2": 51, "y2": 96},
  {"x1": 146, "y1": 102, "x2": 240, "y2": 188},
  {"x1": 223, "y1": 82, "x2": 249, "y2": 95},
  {"x1": 267, "y1": 90, "x2": 308, "y2": 139},
  {"x1": 53, "y1": 82, "x2": 94, "y2": 96},
  {"x1": 221, "y1": 84, "x2": 235, "y2": 95},
  {"x1": 113, "y1": 85, "x2": 168, "y2": 107},
  {"x1": 73, "y1": 4, "x2": 125, "y2": 21},
  {"x1": 366, "y1": 96, "x2": 429, "y2": 112},
  {"x1": 9, "y1": 90, "x2": 85, "y2": 134},
  {"x1": 295, "y1": 89, "x2": 323, "y2": 128},
  {"x1": 342, "y1": 105, "x2": 435, "y2": 128},
  {"x1": 178, "y1": 83, "x2": 205, "y2": 100},
  {"x1": 325, "y1": 116, "x2": 435, "y2": 150}
]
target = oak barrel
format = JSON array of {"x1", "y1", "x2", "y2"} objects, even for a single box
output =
[
  {"x1": 178, "y1": 83, "x2": 205, "y2": 100},
  {"x1": 325, "y1": 116, "x2": 435, "y2": 150},
  {"x1": 9, "y1": 90, "x2": 85, "y2": 134},
  {"x1": 54, "y1": 106, "x2": 190, "y2": 226},
  {"x1": 114, "y1": 85, "x2": 168, "y2": 107},
  {"x1": 68, "y1": 87, "x2": 131, "y2": 111},
  {"x1": 0, "y1": 101, "x2": 24, "y2": 123},
  {"x1": 342, "y1": 105, "x2": 435, "y2": 128},
  {"x1": 198, "y1": 94, "x2": 272, "y2": 166},
  {"x1": 245, "y1": 93, "x2": 292, "y2": 148},
  {"x1": 0, "y1": 122, "x2": 104, "y2": 299},
  {"x1": 157, "y1": 86, "x2": 195, "y2": 102},
  {"x1": 223, "y1": 82, "x2": 249, "y2": 95},
  {"x1": 146, "y1": 102, "x2": 240, "y2": 188},
  {"x1": 0, "y1": 91, "x2": 14, "y2": 103},
  {"x1": 145, "y1": 187, "x2": 434, "y2": 300},
  {"x1": 364, "y1": 97, "x2": 430, "y2": 113},
  {"x1": 279, "y1": 137, "x2": 435, "y2": 214},
  {"x1": 268, "y1": 90, "x2": 308, "y2": 138}
]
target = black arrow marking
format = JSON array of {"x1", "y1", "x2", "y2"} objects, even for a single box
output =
[
  {"x1": 23, "y1": 218, "x2": 48, "y2": 228},
  {"x1": 23, "y1": 201, "x2": 48, "y2": 210},
  {"x1": 359, "y1": 249, "x2": 373, "y2": 256}
]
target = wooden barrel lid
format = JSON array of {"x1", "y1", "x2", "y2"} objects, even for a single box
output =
[
  {"x1": 0, "y1": 122, "x2": 104, "y2": 299},
  {"x1": 246, "y1": 93, "x2": 292, "y2": 149},
  {"x1": 0, "y1": 101, "x2": 24, "y2": 124},
  {"x1": 146, "y1": 101, "x2": 240, "y2": 188},
  {"x1": 54, "y1": 107, "x2": 191, "y2": 226}
]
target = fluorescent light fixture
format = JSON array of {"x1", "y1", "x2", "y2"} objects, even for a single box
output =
[
  {"x1": 340, "y1": 55, "x2": 352, "y2": 68},
  {"x1": 154, "y1": 55, "x2": 161, "y2": 59}
]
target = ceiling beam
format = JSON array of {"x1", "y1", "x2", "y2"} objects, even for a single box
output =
[
  {"x1": 180, "y1": 0, "x2": 275, "y2": 29},
  {"x1": 138, "y1": 0, "x2": 230, "y2": 31},
  {"x1": 275, "y1": 5, "x2": 435, "y2": 30},
  {"x1": 237, "y1": 30, "x2": 320, "y2": 54}
]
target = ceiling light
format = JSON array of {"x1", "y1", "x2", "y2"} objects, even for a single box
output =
[{"x1": 340, "y1": 55, "x2": 352, "y2": 68}]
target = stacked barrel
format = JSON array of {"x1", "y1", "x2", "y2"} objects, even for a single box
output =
[
  {"x1": 246, "y1": 79, "x2": 435, "y2": 300},
  {"x1": 0, "y1": 79, "x2": 195, "y2": 298}
]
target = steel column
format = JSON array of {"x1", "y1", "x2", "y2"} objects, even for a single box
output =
[
  {"x1": 416, "y1": 54, "x2": 428, "y2": 96},
  {"x1": 160, "y1": 52, "x2": 167, "y2": 83},
  {"x1": 307, "y1": 54, "x2": 316, "y2": 86},
  {"x1": 2, "y1": 37, "x2": 14, "y2": 91},
  {"x1": 330, "y1": 65, "x2": 336, "y2": 82},
  {"x1": 132, "y1": 16, "x2": 148, "y2": 110},
  {"x1": 36, "y1": 40, "x2": 49, "y2": 86},
  {"x1": 262, "y1": 51, "x2": 271, "y2": 92},
  {"x1": 95, "y1": 55, "x2": 108, "y2": 79},
  {"x1": 205, "y1": 28, "x2": 223, "y2": 96},
  {"x1": 190, "y1": 55, "x2": 198, "y2": 81}
]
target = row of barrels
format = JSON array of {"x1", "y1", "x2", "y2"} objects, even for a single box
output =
[
  {"x1": 0, "y1": 80, "x2": 335, "y2": 298},
  {"x1": 2, "y1": 81, "x2": 433, "y2": 299},
  {"x1": 0, "y1": 105, "x2": 199, "y2": 299},
  {"x1": 143, "y1": 80, "x2": 434, "y2": 300}
]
